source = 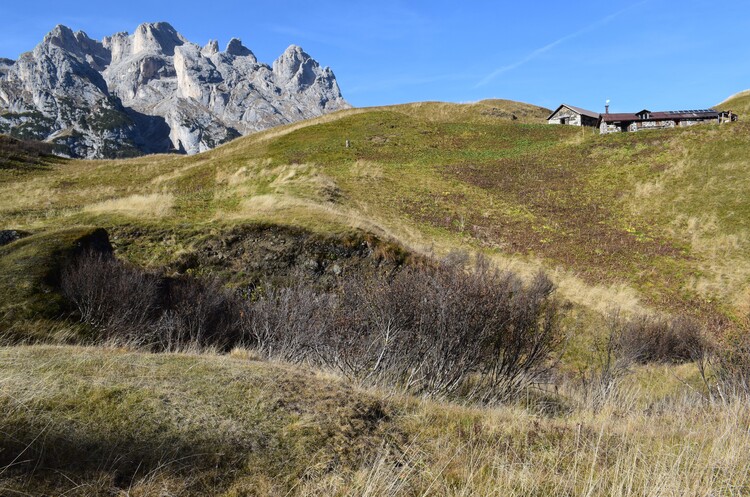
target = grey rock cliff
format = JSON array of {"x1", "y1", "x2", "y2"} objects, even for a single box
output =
[{"x1": 0, "y1": 22, "x2": 350, "y2": 158}]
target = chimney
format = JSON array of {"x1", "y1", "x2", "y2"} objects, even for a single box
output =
[{"x1": 605, "y1": 99, "x2": 610, "y2": 115}]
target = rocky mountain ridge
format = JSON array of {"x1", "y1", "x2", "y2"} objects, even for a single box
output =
[{"x1": 0, "y1": 22, "x2": 349, "y2": 158}]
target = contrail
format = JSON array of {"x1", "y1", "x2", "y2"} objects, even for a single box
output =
[{"x1": 475, "y1": 1, "x2": 650, "y2": 88}]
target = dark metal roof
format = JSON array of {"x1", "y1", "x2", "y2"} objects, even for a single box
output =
[
  {"x1": 547, "y1": 104, "x2": 600, "y2": 121},
  {"x1": 601, "y1": 113, "x2": 639, "y2": 122}
]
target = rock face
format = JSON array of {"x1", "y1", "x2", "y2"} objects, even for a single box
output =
[
  {"x1": 0, "y1": 230, "x2": 29, "y2": 247},
  {"x1": 0, "y1": 22, "x2": 349, "y2": 158}
]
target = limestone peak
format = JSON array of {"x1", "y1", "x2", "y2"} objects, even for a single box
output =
[
  {"x1": 225, "y1": 38, "x2": 254, "y2": 58},
  {"x1": 132, "y1": 22, "x2": 185, "y2": 56},
  {"x1": 0, "y1": 21, "x2": 350, "y2": 158},
  {"x1": 202, "y1": 40, "x2": 219, "y2": 56}
]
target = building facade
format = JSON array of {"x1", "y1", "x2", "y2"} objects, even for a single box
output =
[
  {"x1": 546, "y1": 104, "x2": 600, "y2": 128},
  {"x1": 548, "y1": 104, "x2": 738, "y2": 134},
  {"x1": 599, "y1": 109, "x2": 727, "y2": 134}
]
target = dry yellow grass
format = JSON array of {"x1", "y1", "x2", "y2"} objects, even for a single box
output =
[
  {"x1": 288, "y1": 362, "x2": 750, "y2": 496},
  {"x1": 3, "y1": 346, "x2": 747, "y2": 496},
  {"x1": 717, "y1": 89, "x2": 750, "y2": 115},
  {"x1": 84, "y1": 192, "x2": 175, "y2": 218},
  {"x1": 350, "y1": 159, "x2": 385, "y2": 180},
  {"x1": 223, "y1": 193, "x2": 400, "y2": 241}
]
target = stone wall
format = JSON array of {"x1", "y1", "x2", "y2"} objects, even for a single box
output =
[
  {"x1": 630, "y1": 120, "x2": 676, "y2": 132},
  {"x1": 600, "y1": 122, "x2": 622, "y2": 134},
  {"x1": 548, "y1": 107, "x2": 582, "y2": 126},
  {"x1": 602, "y1": 116, "x2": 718, "y2": 135}
]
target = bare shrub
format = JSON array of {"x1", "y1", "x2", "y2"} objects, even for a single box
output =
[
  {"x1": 616, "y1": 313, "x2": 705, "y2": 364},
  {"x1": 576, "y1": 309, "x2": 636, "y2": 411},
  {"x1": 574, "y1": 310, "x2": 712, "y2": 410},
  {"x1": 156, "y1": 277, "x2": 244, "y2": 351},
  {"x1": 244, "y1": 253, "x2": 565, "y2": 402},
  {"x1": 242, "y1": 283, "x2": 335, "y2": 361},
  {"x1": 472, "y1": 270, "x2": 562, "y2": 402},
  {"x1": 61, "y1": 251, "x2": 243, "y2": 351},
  {"x1": 712, "y1": 328, "x2": 750, "y2": 400},
  {"x1": 62, "y1": 249, "x2": 565, "y2": 403},
  {"x1": 61, "y1": 251, "x2": 160, "y2": 344}
]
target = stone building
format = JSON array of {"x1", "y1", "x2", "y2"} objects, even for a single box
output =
[
  {"x1": 546, "y1": 104, "x2": 600, "y2": 127},
  {"x1": 547, "y1": 102, "x2": 738, "y2": 135},
  {"x1": 599, "y1": 109, "x2": 735, "y2": 134}
]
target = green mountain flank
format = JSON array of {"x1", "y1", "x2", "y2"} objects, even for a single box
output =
[
  {"x1": 3, "y1": 98, "x2": 749, "y2": 325},
  {"x1": 2, "y1": 96, "x2": 750, "y2": 495}
]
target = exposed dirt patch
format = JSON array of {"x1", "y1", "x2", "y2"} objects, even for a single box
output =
[{"x1": 110, "y1": 224, "x2": 414, "y2": 291}]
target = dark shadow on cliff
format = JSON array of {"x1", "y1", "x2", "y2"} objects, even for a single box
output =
[{"x1": 124, "y1": 107, "x2": 181, "y2": 155}]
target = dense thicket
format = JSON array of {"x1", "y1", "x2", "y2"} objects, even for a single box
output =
[{"x1": 62, "y1": 251, "x2": 564, "y2": 401}]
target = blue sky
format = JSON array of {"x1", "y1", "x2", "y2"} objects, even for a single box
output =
[{"x1": 2, "y1": 0, "x2": 750, "y2": 112}]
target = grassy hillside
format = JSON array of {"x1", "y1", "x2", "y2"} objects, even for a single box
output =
[
  {"x1": 717, "y1": 89, "x2": 750, "y2": 115},
  {"x1": 2, "y1": 345, "x2": 748, "y2": 496},
  {"x1": 2, "y1": 99, "x2": 749, "y2": 324},
  {"x1": 3, "y1": 99, "x2": 750, "y2": 495},
  {"x1": 0, "y1": 227, "x2": 109, "y2": 341}
]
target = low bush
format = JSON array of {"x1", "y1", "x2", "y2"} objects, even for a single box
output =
[
  {"x1": 615, "y1": 313, "x2": 705, "y2": 364},
  {"x1": 154, "y1": 277, "x2": 244, "y2": 351},
  {"x1": 61, "y1": 251, "x2": 243, "y2": 351},
  {"x1": 244, "y1": 255, "x2": 564, "y2": 402},
  {"x1": 574, "y1": 310, "x2": 710, "y2": 410},
  {"x1": 712, "y1": 328, "x2": 750, "y2": 399},
  {"x1": 62, "y1": 251, "x2": 565, "y2": 403},
  {"x1": 61, "y1": 251, "x2": 160, "y2": 343}
]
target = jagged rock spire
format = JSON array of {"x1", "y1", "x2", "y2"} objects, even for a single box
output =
[
  {"x1": 226, "y1": 38, "x2": 254, "y2": 58},
  {"x1": 202, "y1": 40, "x2": 219, "y2": 56},
  {"x1": 0, "y1": 21, "x2": 350, "y2": 158}
]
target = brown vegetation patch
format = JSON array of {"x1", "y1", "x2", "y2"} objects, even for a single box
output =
[
  {"x1": 0, "y1": 134, "x2": 63, "y2": 177},
  {"x1": 448, "y1": 159, "x2": 679, "y2": 262},
  {"x1": 438, "y1": 147, "x2": 713, "y2": 316},
  {"x1": 122, "y1": 224, "x2": 414, "y2": 289}
]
